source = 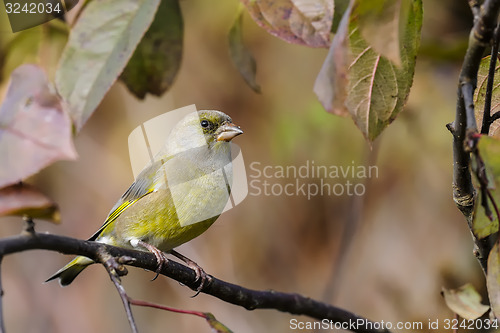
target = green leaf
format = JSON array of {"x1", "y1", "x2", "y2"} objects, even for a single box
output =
[
  {"x1": 204, "y1": 313, "x2": 233, "y2": 333},
  {"x1": 442, "y1": 283, "x2": 489, "y2": 320},
  {"x1": 314, "y1": 0, "x2": 422, "y2": 141},
  {"x1": 119, "y1": 0, "x2": 183, "y2": 99},
  {"x1": 0, "y1": 64, "x2": 76, "y2": 188},
  {"x1": 55, "y1": 0, "x2": 161, "y2": 131},
  {"x1": 345, "y1": 24, "x2": 399, "y2": 140},
  {"x1": 488, "y1": 243, "x2": 500, "y2": 318},
  {"x1": 0, "y1": 20, "x2": 68, "y2": 82},
  {"x1": 0, "y1": 183, "x2": 60, "y2": 223},
  {"x1": 355, "y1": 0, "x2": 403, "y2": 66},
  {"x1": 331, "y1": 0, "x2": 350, "y2": 33},
  {"x1": 241, "y1": 0, "x2": 334, "y2": 48},
  {"x1": 472, "y1": 135, "x2": 500, "y2": 239},
  {"x1": 1, "y1": 27, "x2": 42, "y2": 81},
  {"x1": 475, "y1": 56, "x2": 500, "y2": 138},
  {"x1": 228, "y1": 5, "x2": 261, "y2": 93}
]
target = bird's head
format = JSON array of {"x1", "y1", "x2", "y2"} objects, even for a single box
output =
[{"x1": 164, "y1": 110, "x2": 243, "y2": 155}]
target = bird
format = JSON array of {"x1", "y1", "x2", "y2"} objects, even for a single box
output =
[{"x1": 46, "y1": 110, "x2": 243, "y2": 290}]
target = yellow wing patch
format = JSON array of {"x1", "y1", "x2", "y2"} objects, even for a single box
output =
[{"x1": 89, "y1": 190, "x2": 153, "y2": 241}]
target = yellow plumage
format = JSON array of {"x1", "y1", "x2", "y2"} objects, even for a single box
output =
[{"x1": 47, "y1": 110, "x2": 243, "y2": 286}]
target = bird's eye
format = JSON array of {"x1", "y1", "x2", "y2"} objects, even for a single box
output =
[{"x1": 201, "y1": 120, "x2": 209, "y2": 128}]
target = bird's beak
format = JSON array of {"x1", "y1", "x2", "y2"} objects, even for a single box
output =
[{"x1": 216, "y1": 122, "x2": 244, "y2": 142}]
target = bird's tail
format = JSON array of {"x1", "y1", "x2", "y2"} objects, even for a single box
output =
[{"x1": 45, "y1": 256, "x2": 94, "y2": 286}]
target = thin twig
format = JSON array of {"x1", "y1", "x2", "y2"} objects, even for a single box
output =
[
  {"x1": 129, "y1": 298, "x2": 233, "y2": 332},
  {"x1": 128, "y1": 297, "x2": 206, "y2": 318},
  {"x1": 469, "y1": 0, "x2": 482, "y2": 24},
  {"x1": 70, "y1": 0, "x2": 91, "y2": 28},
  {"x1": 103, "y1": 257, "x2": 138, "y2": 333},
  {"x1": 491, "y1": 110, "x2": 500, "y2": 121},
  {"x1": 0, "y1": 232, "x2": 392, "y2": 333},
  {"x1": 0, "y1": 256, "x2": 4, "y2": 333},
  {"x1": 22, "y1": 216, "x2": 35, "y2": 235},
  {"x1": 472, "y1": 147, "x2": 500, "y2": 222},
  {"x1": 481, "y1": 24, "x2": 500, "y2": 134}
]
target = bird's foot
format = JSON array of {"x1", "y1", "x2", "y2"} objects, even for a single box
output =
[
  {"x1": 170, "y1": 249, "x2": 211, "y2": 297},
  {"x1": 137, "y1": 240, "x2": 168, "y2": 281}
]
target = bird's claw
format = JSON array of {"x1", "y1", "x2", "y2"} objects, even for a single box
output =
[
  {"x1": 137, "y1": 240, "x2": 168, "y2": 281},
  {"x1": 189, "y1": 264, "x2": 212, "y2": 297},
  {"x1": 169, "y1": 249, "x2": 211, "y2": 297}
]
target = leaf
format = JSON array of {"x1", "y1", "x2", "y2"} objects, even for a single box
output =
[
  {"x1": 475, "y1": 56, "x2": 500, "y2": 138},
  {"x1": 442, "y1": 283, "x2": 489, "y2": 320},
  {"x1": 204, "y1": 313, "x2": 234, "y2": 333},
  {"x1": 314, "y1": 0, "x2": 422, "y2": 141},
  {"x1": 313, "y1": 2, "x2": 351, "y2": 116},
  {"x1": 55, "y1": 0, "x2": 161, "y2": 131},
  {"x1": 0, "y1": 183, "x2": 60, "y2": 223},
  {"x1": 228, "y1": 5, "x2": 261, "y2": 93},
  {"x1": 38, "y1": 20, "x2": 69, "y2": 81},
  {"x1": 355, "y1": 0, "x2": 402, "y2": 66},
  {"x1": 331, "y1": 0, "x2": 350, "y2": 33},
  {"x1": 471, "y1": 135, "x2": 500, "y2": 239},
  {"x1": 1, "y1": 20, "x2": 68, "y2": 82},
  {"x1": 345, "y1": 25, "x2": 399, "y2": 140},
  {"x1": 488, "y1": 243, "x2": 500, "y2": 318},
  {"x1": 119, "y1": 0, "x2": 183, "y2": 99},
  {"x1": 1, "y1": 26, "x2": 42, "y2": 81},
  {"x1": 0, "y1": 64, "x2": 77, "y2": 188},
  {"x1": 241, "y1": 0, "x2": 334, "y2": 48}
]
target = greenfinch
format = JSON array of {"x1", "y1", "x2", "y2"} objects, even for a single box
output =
[{"x1": 47, "y1": 110, "x2": 243, "y2": 286}]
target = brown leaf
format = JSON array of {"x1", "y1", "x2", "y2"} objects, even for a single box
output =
[
  {"x1": 0, "y1": 183, "x2": 60, "y2": 223},
  {"x1": 487, "y1": 243, "x2": 500, "y2": 318},
  {"x1": 314, "y1": 0, "x2": 422, "y2": 141},
  {"x1": 241, "y1": 0, "x2": 333, "y2": 48},
  {"x1": 442, "y1": 283, "x2": 489, "y2": 320},
  {"x1": 313, "y1": 1, "x2": 352, "y2": 116},
  {"x1": 0, "y1": 64, "x2": 77, "y2": 188},
  {"x1": 475, "y1": 56, "x2": 500, "y2": 138}
]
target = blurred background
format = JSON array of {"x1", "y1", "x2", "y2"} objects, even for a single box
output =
[{"x1": 0, "y1": 0, "x2": 489, "y2": 332}]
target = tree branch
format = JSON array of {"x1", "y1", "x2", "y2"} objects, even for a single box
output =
[
  {"x1": 0, "y1": 232, "x2": 391, "y2": 333},
  {"x1": 453, "y1": 0, "x2": 500, "y2": 273}
]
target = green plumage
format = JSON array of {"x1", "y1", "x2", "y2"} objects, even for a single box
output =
[{"x1": 46, "y1": 110, "x2": 242, "y2": 286}]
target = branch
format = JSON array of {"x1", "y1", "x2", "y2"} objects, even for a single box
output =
[
  {"x1": 102, "y1": 256, "x2": 138, "y2": 333},
  {"x1": 453, "y1": 0, "x2": 500, "y2": 273},
  {"x1": 0, "y1": 232, "x2": 391, "y2": 333}
]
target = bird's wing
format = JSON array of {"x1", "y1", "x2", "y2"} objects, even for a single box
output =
[{"x1": 88, "y1": 159, "x2": 166, "y2": 241}]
